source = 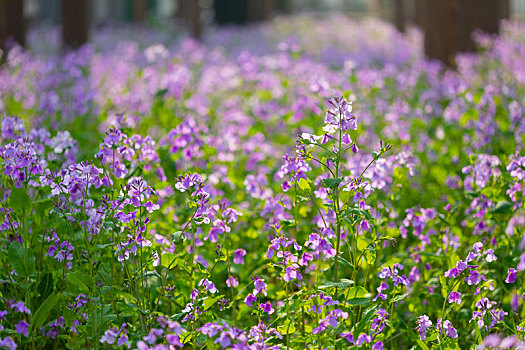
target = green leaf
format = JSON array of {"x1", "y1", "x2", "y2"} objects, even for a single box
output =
[
  {"x1": 416, "y1": 340, "x2": 430, "y2": 350},
  {"x1": 365, "y1": 247, "x2": 376, "y2": 264},
  {"x1": 37, "y1": 272, "x2": 54, "y2": 304},
  {"x1": 319, "y1": 279, "x2": 354, "y2": 290},
  {"x1": 356, "y1": 304, "x2": 379, "y2": 334},
  {"x1": 202, "y1": 297, "x2": 218, "y2": 310},
  {"x1": 126, "y1": 303, "x2": 148, "y2": 315},
  {"x1": 345, "y1": 208, "x2": 373, "y2": 221},
  {"x1": 277, "y1": 320, "x2": 296, "y2": 335},
  {"x1": 493, "y1": 201, "x2": 511, "y2": 214},
  {"x1": 442, "y1": 337, "x2": 460, "y2": 350},
  {"x1": 439, "y1": 275, "x2": 447, "y2": 289},
  {"x1": 96, "y1": 242, "x2": 117, "y2": 249},
  {"x1": 161, "y1": 253, "x2": 178, "y2": 269},
  {"x1": 68, "y1": 271, "x2": 91, "y2": 291},
  {"x1": 33, "y1": 198, "x2": 53, "y2": 223},
  {"x1": 346, "y1": 298, "x2": 370, "y2": 306},
  {"x1": 172, "y1": 231, "x2": 184, "y2": 244},
  {"x1": 330, "y1": 255, "x2": 354, "y2": 271},
  {"x1": 391, "y1": 293, "x2": 409, "y2": 303},
  {"x1": 10, "y1": 187, "x2": 32, "y2": 215},
  {"x1": 215, "y1": 255, "x2": 227, "y2": 262},
  {"x1": 8, "y1": 242, "x2": 34, "y2": 276},
  {"x1": 31, "y1": 292, "x2": 60, "y2": 333},
  {"x1": 323, "y1": 177, "x2": 343, "y2": 190},
  {"x1": 196, "y1": 334, "x2": 208, "y2": 345},
  {"x1": 298, "y1": 178, "x2": 311, "y2": 191},
  {"x1": 346, "y1": 286, "x2": 368, "y2": 299}
]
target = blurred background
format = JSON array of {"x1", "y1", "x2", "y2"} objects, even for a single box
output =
[{"x1": 1, "y1": 0, "x2": 524, "y2": 65}]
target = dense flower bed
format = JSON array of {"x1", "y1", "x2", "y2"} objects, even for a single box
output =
[{"x1": 0, "y1": 14, "x2": 524, "y2": 349}]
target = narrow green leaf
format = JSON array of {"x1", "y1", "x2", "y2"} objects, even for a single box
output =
[
  {"x1": 31, "y1": 292, "x2": 60, "y2": 333},
  {"x1": 416, "y1": 340, "x2": 430, "y2": 350},
  {"x1": 346, "y1": 297, "x2": 370, "y2": 306},
  {"x1": 356, "y1": 304, "x2": 379, "y2": 334}
]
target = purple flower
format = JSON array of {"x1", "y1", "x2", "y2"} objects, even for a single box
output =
[
  {"x1": 233, "y1": 249, "x2": 246, "y2": 265},
  {"x1": 465, "y1": 270, "x2": 480, "y2": 285},
  {"x1": 505, "y1": 268, "x2": 517, "y2": 283},
  {"x1": 143, "y1": 331, "x2": 157, "y2": 344},
  {"x1": 226, "y1": 276, "x2": 238, "y2": 287},
  {"x1": 252, "y1": 276, "x2": 267, "y2": 296},
  {"x1": 117, "y1": 334, "x2": 130, "y2": 348},
  {"x1": 437, "y1": 319, "x2": 458, "y2": 339},
  {"x1": 299, "y1": 252, "x2": 313, "y2": 266},
  {"x1": 283, "y1": 265, "x2": 302, "y2": 282},
  {"x1": 416, "y1": 315, "x2": 432, "y2": 340},
  {"x1": 356, "y1": 333, "x2": 371, "y2": 346},
  {"x1": 11, "y1": 301, "x2": 31, "y2": 314},
  {"x1": 198, "y1": 278, "x2": 218, "y2": 294},
  {"x1": 360, "y1": 219, "x2": 370, "y2": 232},
  {"x1": 374, "y1": 282, "x2": 389, "y2": 301},
  {"x1": 473, "y1": 242, "x2": 484, "y2": 253},
  {"x1": 166, "y1": 333, "x2": 183, "y2": 347},
  {"x1": 372, "y1": 341, "x2": 384, "y2": 350},
  {"x1": 260, "y1": 302, "x2": 274, "y2": 314},
  {"x1": 518, "y1": 253, "x2": 525, "y2": 271},
  {"x1": 0, "y1": 336, "x2": 17, "y2": 350},
  {"x1": 244, "y1": 294, "x2": 256, "y2": 307},
  {"x1": 511, "y1": 292, "x2": 521, "y2": 312},
  {"x1": 448, "y1": 291, "x2": 462, "y2": 305},
  {"x1": 371, "y1": 308, "x2": 389, "y2": 332},
  {"x1": 341, "y1": 133, "x2": 352, "y2": 145},
  {"x1": 484, "y1": 249, "x2": 497, "y2": 262},
  {"x1": 100, "y1": 323, "x2": 128, "y2": 346},
  {"x1": 341, "y1": 332, "x2": 354, "y2": 344},
  {"x1": 100, "y1": 327, "x2": 119, "y2": 344},
  {"x1": 175, "y1": 173, "x2": 204, "y2": 192},
  {"x1": 15, "y1": 320, "x2": 29, "y2": 337},
  {"x1": 444, "y1": 267, "x2": 461, "y2": 279}
]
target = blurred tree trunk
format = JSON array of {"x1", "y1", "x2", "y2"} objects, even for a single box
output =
[
  {"x1": 133, "y1": 0, "x2": 146, "y2": 23},
  {"x1": 247, "y1": 0, "x2": 274, "y2": 22},
  {"x1": 175, "y1": 0, "x2": 187, "y2": 19},
  {"x1": 498, "y1": 0, "x2": 510, "y2": 19},
  {"x1": 176, "y1": 0, "x2": 202, "y2": 40},
  {"x1": 213, "y1": 0, "x2": 247, "y2": 24},
  {"x1": 62, "y1": 0, "x2": 88, "y2": 49},
  {"x1": 394, "y1": 0, "x2": 405, "y2": 32},
  {"x1": 367, "y1": 0, "x2": 381, "y2": 13},
  {"x1": 0, "y1": 0, "x2": 25, "y2": 53},
  {"x1": 414, "y1": 0, "x2": 425, "y2": 28},
  {"x1": 274, "y1": 0, "x2": 291, "y2": 14},
  {"x1": 424, "y1": 0, "x2": 461, "y2": 64},
  {"x1": 189, "y1": 0, "x2": 201, "y2": 40},
  {"x1": 423, "y1": 0, "x2": 508, "y2": 65}
]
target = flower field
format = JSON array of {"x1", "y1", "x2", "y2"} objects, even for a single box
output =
[{"x1": 0, "y1": 14, "x2": 524, "y2": 349}]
